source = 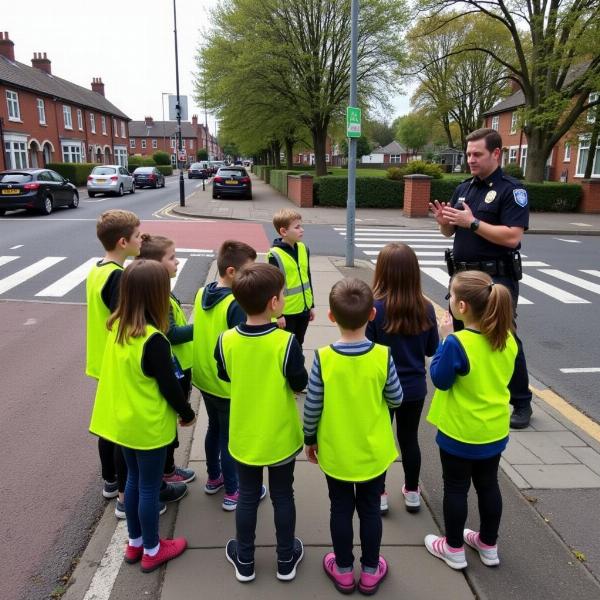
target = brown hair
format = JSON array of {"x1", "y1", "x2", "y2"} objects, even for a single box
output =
[
  {"x1": 329, "y1": 277, "x2": 373, "y2": 330},
  {"x1": 465, "y1": 128, "x2": 503, "y2": 153},
  {"x1": 451, "y1": 271, "x2": 513, "y2": 350},
  {"x1": 96, "y1": 209, "x2": 140, "y2": 251},
  {"x1": 217, "y1": 240, "x2": 257, "y2": 276},
  {"x1": 372, "y1": 243, "x2": 432, "y2": 335},
  {"x1": 232, "y1": 263, "x2": 284, "y2": 316},
  {"x1": 137, "y1": 234, "x2": 173, "y2": 261},
  {"x1": 273, "y1": 208, "x2": 302, "y2": 234},
  {"x1": 107, "y1": 260, "x2": 171, "y2": 344}
]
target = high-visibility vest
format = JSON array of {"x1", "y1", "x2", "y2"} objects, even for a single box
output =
[
  {"x1": 170, "y1": 295, "x2": 193, "y2": 370},
  {"x1": 316, "y1": 344, "x2": 398, "y2": 481},
  {"x1": 427, "y1": 330, "x2": 517, "y2": 444},
  {"x1": 220, "y1": 326, "x2": 302, "y2": 465},
  {"x1": 268, "y1": 243, "x2": 313, "y2": 315},
  {"x1": 85, "y1": 261, "x2": 122, "y2": 379},
  {"x1": 89, "y1": 323, "x2": 177, "y2": 450},
  {"x1": 192, "y1": 287, "x2": 236, "y2": 398}
]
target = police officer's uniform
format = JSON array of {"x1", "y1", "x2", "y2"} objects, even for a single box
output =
[{"x1": 446, "y1": 166, "x2": 532, "y2": 426}]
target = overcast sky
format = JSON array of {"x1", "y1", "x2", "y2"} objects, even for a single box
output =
[{"x1": 5, "y1": 0, "x2": 411, "y2": 134}]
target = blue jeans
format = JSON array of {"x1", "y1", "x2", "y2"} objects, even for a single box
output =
[
  {"x1": 121, "y1": 446, "x2": 167, "y2": 549},
  {"x1": 203, "y1": 392, "x2": 238, "y2": 494}
]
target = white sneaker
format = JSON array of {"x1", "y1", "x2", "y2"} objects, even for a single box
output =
[
  {"x1": 463, "y1": 529, "x2": 500, "y2": 566},
  {"x1": 380, "y1": 492, "x2": 389, "y2": 515},
  {"x1": 402, "y1": 485, "x2": 421, "y2": 513},
  {"x1": 424, "y1": 535, "x2": 467, "y2": 570}
]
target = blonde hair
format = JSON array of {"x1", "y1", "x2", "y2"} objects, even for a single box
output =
[
  {"x1": 451, "y1": 271, "x2": 514, "y2": 351},
  {"x1": 273, "y1": 208, "x2": 302, "y2": 233},
  {"x1": 96, "y1": 209, "x2": 140, "y2": 251}
]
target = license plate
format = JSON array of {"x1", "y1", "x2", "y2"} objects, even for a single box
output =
[
  {"x1": 225, "y1": 179, "x2": 237, "y2": 185},
  {"x1": 1, "y1": 189, "x2": 20, "y2": 195},
  {"x1": 96, "y1": 178, "x2": 107, "y2": 183}
]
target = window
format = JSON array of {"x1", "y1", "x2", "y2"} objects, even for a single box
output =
[
  {"x1": 62, "y1": 143, "x2": 82, "y2": 163},
  {"x1": 6, "y1": 90, "x2": 20, "y2": 121},
  {"x1": 170, "y1": 138, "x2": 176, "y2": 148},
  {"x1": 63, "y1": 105, "x2": 72, "y2": 129},
  {"x1": 587, "y1": 92, "x2": 599, "y2": 124},
  {"x1": 37, "y1": 98, "x2": 46, "y2": 125},
  {"x1": 575, "y1": 136, "x2": 600, "y2": 177},
  {"x1": 564, "y1": 142, "x2": 571, "y2": 162},
  {"x1": 4, "y1": 139, "x2": 28, "y2": 168},
  {"x1": 189, "y1": 139, "x2": 193, "y2": 149},
  {"x1": 510, "y1": 112, "x2": 518, "y2": 134},
  {"x1": 390, "y1": 154, "x2": 401, "y2": 163},
  {"x1": 509, "y1": 147, "x2": 518, "y2": 163},
  {"x1": 101, "y1": 116, "x2": 107, "y2": 135},
  {"x1": 77, "y1": 109, "x2": 83, "y2": 130},
  {"x1": 491, "y1": 115, "x2": 499, "y2": 131},
  {"x1": 121, "y1": 121, "x2": 126, "y2": 138},
  {"x1": 519, "y1": 146, "x2": 528, "y2": 173},
  {"x1": 90, "y1": 113, "x2": 96, "y2": 133},
  {"x1": 114, "y1": 147, "x2": 128, "y2": 167},
  {"x1": 152, "y1": 139, "x2": 158, "y2": 149},
  {"x1": 113, "y1": 118, "x2": 118, "y2": 136},
  {"x1": 130, "y1": 138, "x2": 136, "y2": 148},
  {"x1": 141, "y1": 139, "x2": 147, "y2": 149}
]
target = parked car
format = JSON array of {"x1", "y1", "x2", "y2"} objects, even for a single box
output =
[
  {"x1": 132, "y1": 167, "x2": 166, "y2": 189},
  {"x1": 0, "y1": 168, "x2": 79, "y2": 216},
  {"x1": 209, "y1": 160, "x2": 225, "y2": 174},
  {"x1": 212, "y1": 167, "x2": 252, "y2": 200},
  {"x1": 188, "y1": 162, "x2": 209, "y2": 179},
  {"x1": 87, "y1": 165, "x2": 135, "y2": 197}
]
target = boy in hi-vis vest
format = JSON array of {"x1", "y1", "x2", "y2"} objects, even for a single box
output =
[
  {"x1": 215, "y1": 264, "x2": 308, "y2": 583},
  {"x1": 192, "y1": 240, "x2": 257, "y2": 511},
  {"x1": 268, "y1": 208, "x2": 314, "y2": 348},
  {"x1": 304, "y1": 278, "x2": 403, "y2": 596}
]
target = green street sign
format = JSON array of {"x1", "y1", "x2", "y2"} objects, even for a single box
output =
[{"x1": 346, "y1": 106, "x2": 361, "y2": 138}]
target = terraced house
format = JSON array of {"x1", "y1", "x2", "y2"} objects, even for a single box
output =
[{"x1": 0, "y1": 32, "x2": 130, "y2": 171}]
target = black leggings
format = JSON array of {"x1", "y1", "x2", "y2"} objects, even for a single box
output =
[
  {"x1": 440, "y1": 448, "x2": 502, "y2": 549},
  {"x1": 283, "y1": 311, "x2": 311, "y2": 347}
]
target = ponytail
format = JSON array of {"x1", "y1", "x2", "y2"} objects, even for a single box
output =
[{"x1": 137, "y1": 233, "x2": 173, "y2": 262}]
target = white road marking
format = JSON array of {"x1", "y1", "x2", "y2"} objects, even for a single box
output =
[
  {"x1": 580, "y1": 270, "x2": 600, "y2": 279},
  {"x1": 177, "y1": 248, "x2": 216, "y2": 253},
  {"x1": 560, "y1": 368, "x2": 600, "y2": 374},
  {"x1": 171, "y1": 258, "x2": 187, "y2": 290},
  {"x1": 335, "y1": 228, "x2": 439, "y2": 233},
  {"x1": 23, "y1": 318, "x2": 37, "y2": 326},
  {"x1": 520, "y1": 273, "x2": 589, "y2": 303},
  {"x1": 352, "y1": 237, "x2": 449, "y2": 242},
  {"x1": 363, "y1": 250, "x2": 444, "y2": 257},
  {"x1": 35, "y1": 258, "x2": 100, "y2": 297},
  {"x1": 0, "y1": 257, "x2": 65, "y2": 295},
  {"x1": 555, "y1": 238, "x2": 581, "y2": 243},
  {"x1": 420, "y1": 267, "x2": 450, "y2": 287},
  {"x1": 9, "y1": 245, "x2": 23, "y2": 249},
  {"x1": 0, "y1": 256, "x2": 20, "y2": 267},
  {"x1": 539, "y1": 269, "x2": 600, "y2": 295},
  {"x1": 569, "y1": 222, "x2": 592, "y2": 227},
  {"x1": 357, "y1": 243, "x2": 450, "y2": 249}
]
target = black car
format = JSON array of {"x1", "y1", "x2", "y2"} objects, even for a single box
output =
[
  {"x1": 188, "y1": 162, "x2": 209, "y2": 179},
  {"x1": 0, "y1": 169, "x2": 79, "y2": 216},
  {"x1": 132, "y1": 167, "x2": 165, "y2": 189},
  {"x1": 212, "y1": 167, "x2": 252, "y2": 200}
]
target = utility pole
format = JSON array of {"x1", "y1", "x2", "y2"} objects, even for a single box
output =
[{"x1": 173, "y1": 0, "x2": 185, "y2": 207}]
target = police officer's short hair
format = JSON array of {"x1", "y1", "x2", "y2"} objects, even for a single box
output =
[
  {"x1": 466, "y1": 128, "x2": 502, "y2": 153},
  {"x1": 329, "y1": 277, "x2": 373, "y2": 330},
  {"x1": 232, "y1": 263, "x2": 284, "y2": 315}
]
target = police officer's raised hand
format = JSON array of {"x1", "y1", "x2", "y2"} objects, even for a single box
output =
[
  {"x1": 442, "y1": 201, "x2": 474, "y2": 229},
  {"x1": 429, "y1": 200, "x2": 451, "y2": 225}
]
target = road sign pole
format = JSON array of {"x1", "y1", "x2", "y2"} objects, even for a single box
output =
[
  {"x1": 346, "y1": 0, "x2": 359, "y2": 267},
  {"x1": 173, "y1": 0, "x2": 185, "y2": 207}
]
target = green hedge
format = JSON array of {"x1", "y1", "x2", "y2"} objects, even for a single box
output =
[
  {"x1": 46, "y1": 162, "x2": 98, "y2": 186},
  {"x1": 314, "y1": 176, "x2": 404, "y2": 208},
  {"x1": 254, "y1": 165, "x2": 275, "y2": 183},
  {"x1": 128, "y1": 156, "x2": 156, "y2": 170},
  {"x1": 156, "y1": 165, "x2": 173, "y2": 176},
  {"x1": 270, "y1": 170, "x2": 294, "y2": 196},
  {"x1": 152, "y1": 151, "x2": 171, "y2": 166}
]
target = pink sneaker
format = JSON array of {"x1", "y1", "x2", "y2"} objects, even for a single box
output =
[
  {"x1": 463, "y1": 529, "x2": 500, "y2": 566},
  {"x1": 323, "y1": 552, "x2": 356, "y2": 594},
  {"x1": 424, "y1": 535, "x2": 467, "y2": 570},
  {"x1": 358, "y1": 556, "x2": 388, "y2": 595}
]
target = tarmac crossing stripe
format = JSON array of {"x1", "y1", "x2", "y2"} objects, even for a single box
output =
[
  {"x1": 0, "y1": 255, "x2": 19, "y2": 267},
  {"x1": 581, "y1": 270, "x2": 600, "y2": 278},
  {"x1": 0, "y1": 257, "x2": 65, "y2": 295},
  {"x1": 560, "y1": 368, "x2": 600, "y2": 373},
  {"x1": 35, "y1": 258, "x2": 99, "y2": 297},
  {"x1": 520, "y1": 273, "x2": 589, "y2": 304},
  {"x1": 539, "y1": 270, "x2": 600, "y2": 295},
  {"x1": 170, "y1": 258, "x2": 187, "y2": 291}
]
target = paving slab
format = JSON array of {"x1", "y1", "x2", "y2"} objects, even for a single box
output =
[
  {"x1": 513, "y1": 464, "x2": 600, "y2": 488},
  {"x1": 528, "y1": 407, "x2": 566, "y2": 432},
  {"x1": 502, "y1": 438, "x2": 544, "y2": 465},
  {"x1": 499, "y1": 458, "x2": 532, "y2": 489},
  {"x1": 510, "y1": 431, "x2": 585, "y2": 464},
  {"x1": 566, "y1": 446, "x2": 600, "y2": 476}
]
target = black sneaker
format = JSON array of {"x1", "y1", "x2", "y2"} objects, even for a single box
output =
[
  {"x1": 510, "y1": 405, "x2": 532, "y2": 429},
  {"x1": 102, "y1": 480, "x2": 118, "y2": 499},
  {"x1": 277, "y1": 537, "x2": 304, "y2": 581},
  {"x1": 160, "y1": 482, "x2": 188, "y2": 503},
  {"x1": 226, "y1": 539, "x2": 255, "y2": 582}
]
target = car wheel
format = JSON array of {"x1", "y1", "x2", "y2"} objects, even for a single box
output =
[
  {"x1": 40, "y1": 195, "x2": 53, "y2": 215},
  {"x1": 130, "y1": 182, "x2": 135, "y2": 194},
  {"x1": 88, "y1": 192, "x2": 96, "y2": 198},
  {"x1": 246, "y1": 193, "x2": 253, "y2": 200},
  {"x1": 69, "y1": 192, "x2": 79, "y2": 208},
  {"x1": 153, "y1": 180, "x2": 158, "y2": 189},
  {"x1": 118, "y1": 184, "x2": 124, "y2": 197},
  {"x1": 161, "y1": 179, "x2": 165, "y2": 188},
  {"x1": 212, "y1": 193, "x2": 218, "y2": 199}
]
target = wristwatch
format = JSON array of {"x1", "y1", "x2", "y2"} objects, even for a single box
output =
[{"x1": 470, "y1": 218, "x2": 480, "y2": 232}]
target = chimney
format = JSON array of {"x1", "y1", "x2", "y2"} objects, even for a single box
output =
[
  {"x1": 0, "y1": 32, "x2": 15, "y2": 62},
  {"x1": 31, "y1": 52, "x2": 52, "y2": 75},
  {"x1": 192, "y1": 114, "x2": 198, "y2": 126},
  {"x1": 91, "y1": 77, "x2": 105, "y2": 96},
  {"x1": 144, "y1": 116, "x2": 154, "y2": 127}
]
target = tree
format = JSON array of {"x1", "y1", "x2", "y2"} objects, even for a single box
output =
[
  {"x1": 196, "y1": 148, "x2": 208, "y2": 161},
  {"x1": 365, "y1": 119, "x2": 395, "y2": 147},
  {"x1": 395, "y1": 113, "x2": 432, "y2": 154},
  {"x1": 152, "y1": 151, "x2": 171, "y2": 165},
  {"x1": 340, "y1": 135, "x2": 372, "y2": 158},
  {"x1": 418, "y1": 0, "x2": 600, "y2": 182}
]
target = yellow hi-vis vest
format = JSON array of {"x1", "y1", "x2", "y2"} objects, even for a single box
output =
[
  {"x1": 427, "y1": 330, "x2": 517, "y2": 444},
  {"x1": 170, "y1": 295, "x2": 193, "y2": 370},
  {"x1": 219, "y1": 326, "x2": 303, "y2": 465},
  {"x1": 192, "y1": 287, "x2": 236, "y2": 398},
  {"x1": 268, "y1": 243, "x2": 313, "y2": 315},
  {"x1": 86, "y1": 261, "x2": 122, "y2": 379},
  {"x1": 316, "y1": 344, "x2": 398, "y2": 482},
  {"x1": 89, "y1": 323, "x2": 177, "y2": 450}
]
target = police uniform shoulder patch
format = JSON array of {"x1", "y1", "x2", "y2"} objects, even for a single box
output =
[{"x1": 513, "y1": 188, "x2": 528, "y2": 207}]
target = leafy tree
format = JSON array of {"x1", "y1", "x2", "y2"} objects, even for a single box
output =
[
  {"x1": 365, "y1": 119, "x2": 395, "y2": 147},
  {"x1": 152, "y1": 151, "x2": 171, "y2": 165},
  {"x1": 395, "y1": 113, "x2": 432, "y2": 154},
  {"x1": 196, "y1": 148, "x2": 209, "y2": 161},
  {"x1": 340, "y1": 135, "x2": 372, "y2": 158}
]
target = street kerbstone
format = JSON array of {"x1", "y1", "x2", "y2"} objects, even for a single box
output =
[
  {"x1": 510, "y1": 431, "x2": 584, "y2": 464},
  {"x1": 499, "y1": 458, "x2": 532, "y2": 489},
  {"x1": 512, "y1": 464, "x2": 600, "y2": 488}
]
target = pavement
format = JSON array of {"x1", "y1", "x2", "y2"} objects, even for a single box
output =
[{"x1": 63, "y1": 175, "x2": 600, "y2": 600}]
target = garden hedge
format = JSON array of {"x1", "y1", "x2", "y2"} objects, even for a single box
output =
[
  {"x1": 156, "y1": 165, "x2": 173, "y2": 176},
  {"x1": 46, "y1": 162, "x2": 97, "y2": 186},
  {"x1": 314, "y1": 176, "x2": 404, "y2": 208}
]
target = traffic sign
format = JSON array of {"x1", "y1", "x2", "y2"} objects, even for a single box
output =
[
  {"x1": 346, "y1": 106, "x2": 361, "y2": 138},
  {"x1": 178, "y1": 150, "x2": 187, "y2": 162}
]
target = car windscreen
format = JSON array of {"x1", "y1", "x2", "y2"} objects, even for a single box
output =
[
  {"x1": 190, "y1": 163, "x2": 204, "y2": 169},
  {"x1": 217, "y1": 169, "x2": 246, "y2": 177},
  {"x1": 134, "y1": 167, "x2": 154, "y2": 174},
  {"x1": 0, "y1": 173, "x2": 33, "y2": 183},
  {"x1": 92, "y1": 167, "x2": 117, "y2": 175}
]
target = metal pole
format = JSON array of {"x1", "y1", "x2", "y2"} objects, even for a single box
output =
[
  {"x1": 161, "y1": 92, "x2": 170, "y2": 151},
  {"x1": 346, "y1": 0, "x2": 359, "y2": 267},
  {"x1": 173, "y1": 0, "x2": 185, "y2": 207}
]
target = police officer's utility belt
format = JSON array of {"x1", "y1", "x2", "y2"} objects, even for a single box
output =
[{"x1": 445, "y1": 249, "x2": 522, "y2": 280}]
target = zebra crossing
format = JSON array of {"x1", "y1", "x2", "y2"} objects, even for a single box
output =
[
  {"x1": 0, "y1": 249, "x2": 215, "y2": 302},
  {"x1": 336, "y1": 227, "x2": 600, "y2": 306}
]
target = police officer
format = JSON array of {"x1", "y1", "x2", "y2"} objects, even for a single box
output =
[{"x1": 429, "y1": 128, "x2": 532, "y2": 429}]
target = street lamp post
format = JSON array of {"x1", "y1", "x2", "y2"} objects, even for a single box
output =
[
  {"x1": 172, "y1": 0, "x2": 185, "y2": 207},
  {"x1": 161, "y1": 92, "x2": 172, "y2": 151}
]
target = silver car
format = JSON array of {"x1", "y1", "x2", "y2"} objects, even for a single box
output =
[{"x1": 87, "y1": 165, "x2": 135, "y2": 197}]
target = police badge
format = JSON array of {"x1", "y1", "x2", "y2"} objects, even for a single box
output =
[
  {"x1": 484, "y1": 190, "x2": 497, "y2": 204},
  {"x1": 513, "y1": 189, "x2": 528, "y2": 207}
]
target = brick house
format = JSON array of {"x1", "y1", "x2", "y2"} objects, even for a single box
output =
[
  {"x1": 482, "y1": 86, "x2": 599, "y2": 183},
  {"x1": 294, "y1": 136, "x2": 335, "y2": 166},
  {"x1": 128, "y1": 115, "x2": 222, "y2": 165},
  {"x1": 361, "y1": 140, "x2": 410, "y2": 165},
  {"x1": 0, "y1": 32, "x2": 130, "y2": 171}
]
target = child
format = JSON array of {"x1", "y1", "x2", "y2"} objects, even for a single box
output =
[
  {"x1": 215, "y1": 263, "x2": 307, "y2": 583},
  {"x1": 425, "y1": 271, "x2": 517, "y2": 570},
  {"x1": 137, "y1": 234, "x2": 196, "y2": 486},
  {"x1": 268, "y1": 208, "x2": 315, "y2": 347},
  {"x1": 366, "y1": 243, "x2": 439, "y2": 515},
  {"x1": 86, "y1": 209, "x2": 141, "y2": 500},
  {"x1": 304, "y1": 278, "x2": 403, "y2": 595},
  {"x1": 191, "y1": 240, "x2": 258, "y2": 511},
  {"x1": 89, "y1": 260, "x2": 196, "y2": 572}
]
